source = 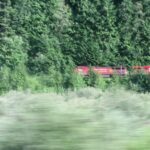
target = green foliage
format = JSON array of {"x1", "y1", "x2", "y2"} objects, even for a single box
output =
[
  {"x1": 109, "y1": 74, "x2": 123, "y2": 87},
  {"x1": 39, "y1": 70, "x2": 64, "y2": 93},
  {"x1": 0, "y1": 67, "x2": 10, "y2": 93},
  {"x1": 0, "y1": 36, "x2": 27, "y2": 69},
  {"x1": 85, "y1": 68, "x2": 98, "y2": 87},
  {"x1": 9, "y1": 66, "x2": 27, "y2": 90},
  {"x1": 95, "y1": 76, "x2": 108, "y2": 90},
  {"x1": 72, "y1": 73, "x2": 86, "y2": 90},
  {"x1": 127, "y1": 73, "x2": 150, "y2": 93},
  {"x1": 64, "y1": 0, "x2": 119, "y2": 65},
  {"x1": 0, "y1": 0, "x2": 149, "y2": 93},
  {"x1": 25, "y1": 75, "x2": 43, "y2": 91},
  {"x1": 0, "y1": 0, "x2": 12, "y2": 36},
  {"x1": 85, "y1": 68, "x2": 108, "y2": 90},
  {"x1": 117, "y1": 0, "x2": 150, "y2": 65},
  {"x1": 0, "y1": 89, "x2": 150, "y2": 149},
  {"x1": 28, "y1": 35, "x2": 64, "y2": 74},
  {"x1": 0, "y1": 65, "x2": 47, "y2": 93},
  {"x1": 0, "y1": 65, "x2": 26, "y2": 93}
]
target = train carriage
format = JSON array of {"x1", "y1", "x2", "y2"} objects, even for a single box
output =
[{"x1": 75, "y1": 65, "x2": 149, "y2": 77}]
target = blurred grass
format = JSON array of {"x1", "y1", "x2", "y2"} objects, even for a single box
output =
[{"x1": 0, "y1": 87, "x2": 149, "y2": 150}]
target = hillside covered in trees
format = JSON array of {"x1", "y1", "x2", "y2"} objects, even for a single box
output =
[{"x1": 0, "y1": 0, "x2": 150, "y2": 92}]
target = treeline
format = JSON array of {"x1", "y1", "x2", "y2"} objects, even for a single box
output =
[{"x1": 0, "y1": 0, "x2": 149, "y2": 93}]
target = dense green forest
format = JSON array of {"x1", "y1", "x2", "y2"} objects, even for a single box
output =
[{"x1": 0, "y1": 0, "x2": 150, "y2": 93}]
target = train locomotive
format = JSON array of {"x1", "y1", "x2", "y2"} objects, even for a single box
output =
[{"x1": 75, "y1": 66, "x2": 150, "y2": 77}]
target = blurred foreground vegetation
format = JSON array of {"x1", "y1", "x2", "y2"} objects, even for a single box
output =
[{"x1": 0, "y1": 88, "x2": 150, "y2": 150}]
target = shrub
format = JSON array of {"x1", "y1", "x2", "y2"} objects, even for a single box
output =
[
  {"x1": 126, "y1": 73, "x2": 150, "y2": 93},
  {"x1": 9, "y1": 66, "x2": 28, "y2": 90},
  {"x1": 71, "y1": 73, "x2": 86, "y2": 90},
  {"x1": 84, "y1": 68, "x2": 99, "y2": 87},
  {"x1": 95, "y1": 76, "x2": 108, "y2": 90},
  {"x1": 0, "y1": 66, "x2": 11, "y2": 93}
]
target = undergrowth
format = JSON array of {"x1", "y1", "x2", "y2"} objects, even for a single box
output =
[{"x1": 0, "y1": 88, "x2": 149, "y2": 150}]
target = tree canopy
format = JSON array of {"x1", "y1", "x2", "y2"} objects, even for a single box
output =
[{"x1": 0, "y1": 0, "x2": 149, "y2": 92}]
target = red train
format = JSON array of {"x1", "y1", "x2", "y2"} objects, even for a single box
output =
[{"x1": 75, "y1": 66, "x2": 150, "y2": 77}]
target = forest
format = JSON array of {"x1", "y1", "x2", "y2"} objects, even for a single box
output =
[{"x1": 0, "y1": 0, "x2": 150, "y2": 93}]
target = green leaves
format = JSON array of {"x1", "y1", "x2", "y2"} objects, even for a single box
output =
[
  {"x1": 64, "y1": 0, "x2": 119, "y2": 65},
  {"x1": 117, "y1": 0, "x2": 150, "y2": 65},
  {"x1": 0, "y1": 36, "x2": 27, "y2": 69},
  {"x1": 0, "y1": 0, "x2": 149, "y2": 92}
]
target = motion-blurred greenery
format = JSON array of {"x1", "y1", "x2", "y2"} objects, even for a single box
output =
[{"x1": 0, "y1": 88, "x2": 149, "y2": 150}]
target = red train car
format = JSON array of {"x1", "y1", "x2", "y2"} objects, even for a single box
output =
[
  {"x1": 113, "y1": 67, "x2": 128, "y2": 76},
  {"x1": 75, "y1": 66, "x2": 89, "y2": 76},
  {"x1": 75, "y1": 65, "x2": 149, "y2": 77},
  {"x1": 132, "y1": 66, "x2": 150, "y2": 74},
  {"x1": 92, "y1": 67, "x2": 113, "y2": 77},
  {"x1": 75, "y1": 66, "x2": 128, "y2": 77},
  {"x1": 75, "y1": 66, "x2": 113, "y2": 77}
]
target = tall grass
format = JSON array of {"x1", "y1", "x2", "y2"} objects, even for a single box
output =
[{"x1": 0, "y1": 88, "x2": 150, "y2": 150}]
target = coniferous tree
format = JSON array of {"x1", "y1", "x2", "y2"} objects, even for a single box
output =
[
  {"x1": 0, "y1": 0, "x2": 27, "y2": 69},
  {"x1": 117, "y1": 0, "x2": 135, "y2": 66},
  {"x1": 140, "y1": 0, "x2": 150, "y2": 64},
  {"x1": 0, "y1": 0, "x2": 12, "y2": 67},
  {"x1": 10, "y1": 0, "x2": 70, "y2": 74},
  {"x1": 117, "y1": 0, "x2": 150, "y2": 66},
  {"x1": 64, "y1": 0, "x2": 119, "y2": 66}
]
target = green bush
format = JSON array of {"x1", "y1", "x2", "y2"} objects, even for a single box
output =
[
  {"x1": 0, "y1": 67, "x2": 11, "y2": 93},
  {"x1": 9, "y1": 66, "x2": 27, "y2": 90},
  {"x1": 0, "y1": 65, "x2": 29, "y2": 93},
  {"x1": 95, "y1": 76, "x2": 107, "y2": 90},
  {"x1": 125, "y1": 73, "x2": 150, "y2": 93},
  {"x1": 0, "y1": 66, "x2": 44, "y2": 94},
  {"x1": 72, "y1": 73, "x2": 86, "y2": 90},
  {"x1": 84, "y1": 68, "x2": 99, "y2": 87}
]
